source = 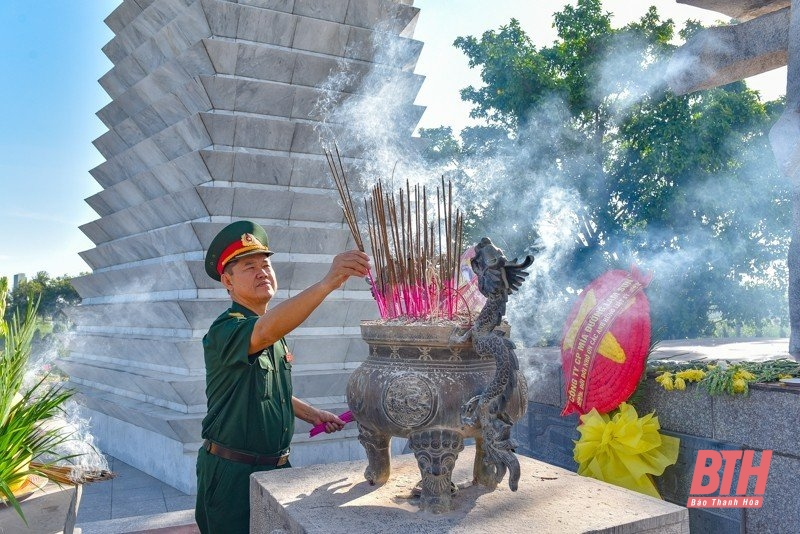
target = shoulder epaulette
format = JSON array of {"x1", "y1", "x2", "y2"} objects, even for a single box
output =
[{"x1": 228, "y1": 312, "x2": 246, "y2": 319}]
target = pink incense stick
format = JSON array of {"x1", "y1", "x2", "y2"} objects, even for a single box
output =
[{"x1": 309, "y1": 410, "x2": 354, "y2": 437}]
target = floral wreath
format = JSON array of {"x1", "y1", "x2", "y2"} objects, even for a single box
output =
[
  {"x1": 561, "y1": 269, "x2": 800, "y2": 498},
  {"x1": 561, "y1": 268, "x2": 678, "y2": 498}
]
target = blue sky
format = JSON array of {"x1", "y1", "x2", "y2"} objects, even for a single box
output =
[
  {"x1": 0, "y1": 1, "x2": 786, "y2": 283},
  {"x1": 0, "y1": 1, "x2": 116, "y2": 281}
]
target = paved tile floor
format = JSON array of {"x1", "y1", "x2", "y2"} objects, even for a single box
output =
[{"x1": 77, "y1": 456, "x2": 196, "y2": 526}]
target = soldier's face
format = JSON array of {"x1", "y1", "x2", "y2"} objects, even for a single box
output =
[{"x1": 222, "y1": 253, "x2": 277, "y2": 304}]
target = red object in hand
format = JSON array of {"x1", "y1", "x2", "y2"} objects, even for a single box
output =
[{"x1": 309, "y1": 411, "x2": 354, "y2": 437}]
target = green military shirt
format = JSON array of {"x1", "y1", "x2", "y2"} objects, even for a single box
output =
[{"x1": 201, "y1": 301, "x2": 294, "y2": 455}]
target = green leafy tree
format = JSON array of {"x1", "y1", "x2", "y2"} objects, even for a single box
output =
[
  {"x1": 418, "y1": 126, "x2": 462, "y2": 165},
  {"x1": 420, "y1": 0, "x2": 789, "y2": 342},
  {"x1": 4, "y1": 272, "x2": 81, "y2": 324}
]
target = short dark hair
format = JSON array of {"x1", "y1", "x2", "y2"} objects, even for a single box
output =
[{"x1": 223, "y1": 260, "x2": 237, "y2": 275}]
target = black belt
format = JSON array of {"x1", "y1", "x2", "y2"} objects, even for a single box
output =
[{"x1": 203, "y1": 440, "x2": 289, "y2": 466}]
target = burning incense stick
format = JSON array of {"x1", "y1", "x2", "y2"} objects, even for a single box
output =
[
  {"x1": 325, "y1": 147, "x2": 364, "y2": 252},
  {"x1": 324, "y1": 148, "x2": 465, "y2": 320},
  {"x1": 30, "y1": 461, "x2": 116, "y2": 485}
]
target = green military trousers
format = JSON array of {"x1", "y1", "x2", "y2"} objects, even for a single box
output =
[{"x1": 195, "y1": 447, "x2": 291, "y2": 534}]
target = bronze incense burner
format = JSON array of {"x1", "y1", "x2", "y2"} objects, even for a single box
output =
[{"x1": 346, "y1": 238, "x2": 533, "y2": 513}]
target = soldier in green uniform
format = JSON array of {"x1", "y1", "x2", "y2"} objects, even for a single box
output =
[{"x1": 195, "y1": 220, "x2": 371, "y2": 534}]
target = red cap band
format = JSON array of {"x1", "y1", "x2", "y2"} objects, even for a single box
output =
[{"x1": 216, "y1": 233, "x2": 270, "y2": 275}]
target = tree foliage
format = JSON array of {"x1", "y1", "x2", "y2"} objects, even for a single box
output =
[
  {"x1": 3, "y1": 273, "x2": 81, "y2": 324},
  {"x1": 420, "y1": 0, "x2": 789, "y2": 343}
]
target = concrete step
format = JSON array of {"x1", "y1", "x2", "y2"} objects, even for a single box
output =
[
  {"x1": 65, "y1": 332, "x2": 203, "y2": 376},
  {"x1": 78, "y1": 509, "x2": 198, "y2": 534},
  {"x1": 90, "y1": 114, "x2": 211, "y2": 189},
  {"x1": 65, "y1": 297, "x2": 222, "y2": 334},
  {"x1": 103, "y1": 0, "x2": 185, "y2": 57},
  {"x1": 60, "y1": 357, "x2": 206, "y2": 412},
  {"x1": 101, "y1": 1, "x2": 210, "y2": 94},
  {"x1": 70, "y1": 260, "x2": 200, "y2": 301},
  {"x1": 71, "y1": 383, "x2": 202, "y2": 444},
  {"x1": 78, "y1": 222, "x2": 205, "y2": 271}
]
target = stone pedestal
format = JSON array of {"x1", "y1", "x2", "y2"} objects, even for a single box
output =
[
  {"x1": 250, "y1": 445, "x2": 689, "y2": 534},
  {"x1": 0, "y1": 479, "x2": 82, "y2": 534}
]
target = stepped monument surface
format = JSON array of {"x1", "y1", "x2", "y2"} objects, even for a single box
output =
[{"x1": 63, "y1": 0, "x2": 424, "y2": 493}]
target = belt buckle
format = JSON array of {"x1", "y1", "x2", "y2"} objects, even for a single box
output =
[{"x1": 276, "y1": 453, "x2": 289, "y2": 467}]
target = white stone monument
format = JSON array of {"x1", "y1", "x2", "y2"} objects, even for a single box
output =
[{"x1": 62, "y1": 0, "x2": 425, "y2": 493}]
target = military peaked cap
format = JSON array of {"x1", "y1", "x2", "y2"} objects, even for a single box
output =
[{"x1": 205, "y1": 220, "x2": 273, "y2": 281}]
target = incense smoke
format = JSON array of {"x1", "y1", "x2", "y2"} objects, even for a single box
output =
[
  {"x1": 30, "y1": 331, "x2": 110, "y2": 475},
  {"x1": 314, "y1": 13, "x2": 789, "y2": 349},
  {"x1": 315, "y1": 21, "x2": 442, "y2": 194}
]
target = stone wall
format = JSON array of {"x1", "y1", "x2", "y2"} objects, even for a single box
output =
[{"x1": 513, "y1": 341, "x2": 799, "y2": 534}]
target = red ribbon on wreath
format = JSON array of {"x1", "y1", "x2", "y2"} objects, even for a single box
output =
[{"x1": 561, "y1": 267, "x2": 652, "y2": 416}]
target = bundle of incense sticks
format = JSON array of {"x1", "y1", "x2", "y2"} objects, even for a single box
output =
[
  {"x1": 30, "y1": 461, "x2": 116, "y2": 485},
  {"x1": 325, "y1": 148, "x2": 464, "y2": 320}
]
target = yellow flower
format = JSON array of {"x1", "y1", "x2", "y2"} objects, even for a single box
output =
[
  {"x1": 778, "y1": 374, "x2": 794, "y2": 380},
  {"x1": 676, "y1": 369, "x2": 706, "y2": 383},
  {"x1": 574, "y1": 403, "x2": 680, "y2": 498},
  {"x1": 732, "y1": 378, "x2": 748, "y2": 394},
  {"x1": 733, "y1": 369, "x2": 756, "y2": 381},
  {"x1": 673, "y1": 376, "x2": 686, "y2": 390},
  {"x1": 655, "y1": 372, "x2": 674, "y2": 390}
]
